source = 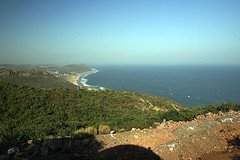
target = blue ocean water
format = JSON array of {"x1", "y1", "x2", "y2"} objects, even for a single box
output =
[{"x1": 81, "y1": 65, "x2": 240, "y2": 107}]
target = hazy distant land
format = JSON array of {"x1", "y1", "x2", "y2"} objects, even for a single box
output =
[{"x1": 0, "y1": 64, "x2": 95, "y2": 89}]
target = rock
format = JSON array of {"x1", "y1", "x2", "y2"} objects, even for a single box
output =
[
  {"x1": 27, "y1": 140, "x2": 33, "y2": 145},
  {"x1": 167, "y1": 143, "x2": 176, "y2": 152},
  {"x1": 14, "y1": 152, "x2": 29, "y2": 160},
  {"x1": 218, "y1": 111, "x2": 224, "y2": 116},
  {"x1": 118, "y1": 128, "x2": 125, "y2": 132},
  {"x1": 227, "y1": 146, "x2": 235, "y2": 152},
  {"x1": 228, "y1": 110, "x2": 236, "y2": 115},
  {"x1": 42, "y1": 139, "x2": 63, "y2": 155},
  {"x1": 131, "y1": 128, "x2": 136, "y2": 132},
  {"x1": 187, "y1": 126, "x2": 195, "y2": 131},
  {"x1": 220, "y1": 117, "x2": 233, "y2": 123},
  {"x1": 206, "y1": 112, "x2": 213, "y2": 117},
  {"x1": 196, "y1": 115, "x2": 206, "y2": 120},
  {"x1": 153, "y1": 122, "x2": 161, "y2": 128},
  {"x1": 7, "y1": 147, "x2": 19, "y2": 155},
  {"x1": 134, "y1": 135, "x2": 139, "y2": 139},
  {"x1": 110, "y1": 130, "x2": 116, "y2": 134}
]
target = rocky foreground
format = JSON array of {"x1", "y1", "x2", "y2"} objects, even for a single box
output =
[
  {"x1": 97, "y1": 110, "x2": 240, "y2": 160},
  {"x1": 1, "y1": 111, "x2": 240, "y2": 160}
]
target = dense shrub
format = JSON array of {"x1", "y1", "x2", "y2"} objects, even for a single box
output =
[
  {"x1": 73, "y1": 128, "x2": 86, "y2": 136},
  {"x1": 84, "y1": 127, "x2": 98, "y2": 135},
  {"x1": 74, "y1": 126, "x2": 98, "y2": 136},
  {"x1": 98, "y1": 124, "x2": 111, "y2": 134},
  {"x1": 0, "y1": 81, "x2": 239, "y2": 145}
]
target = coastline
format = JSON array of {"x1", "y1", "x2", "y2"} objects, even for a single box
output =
[
  {"x1": 78, "y1": 69, "x2": 99, "y2": 87},
  {"x1": 64, "y1": 68, "x2": 98, "y2": 86}
]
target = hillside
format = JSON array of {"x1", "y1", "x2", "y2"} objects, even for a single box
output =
[
  {"x1": 0, "y1": 100, "x2": 239, "y2": 159},
  {"x1": 0, "y1": 81, "x2": 240, "y2": 159},
  {"x1": 62, "y1": 64, "x2": 92, "y2": 73},
  {"x1": 0, "y1": 68, "x2": 77, "y2": 89},
  {"x1": 0, "y1": 64, "x2": 95, "y2": 89},
  {"x1": 0, "y1": 81, "x2": 185, "y2": 145}
]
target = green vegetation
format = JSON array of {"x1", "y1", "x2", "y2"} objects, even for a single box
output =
[
  {"x1": 98, "y1": 124, "x2": 111, "y2": 134},
  {"x1": 0, "y1": 81, "x2": 183, "y2": 145},
  {"x1": 158, "y1": 103, "x2": 240, "y2": 122},
  {"x1": 0, "y1": 81, "x2": 239, "y2": 146},
  {"x1": 73, "y1": 126, "x2": 98, "y2": 136},
  {"x1": 0, "y1": 74, "x2": 77, "y2": 89}
]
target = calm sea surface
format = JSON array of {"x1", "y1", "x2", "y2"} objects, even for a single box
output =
[{"x1": 80, "y1": 65, "x2": 240, "y2": 107}]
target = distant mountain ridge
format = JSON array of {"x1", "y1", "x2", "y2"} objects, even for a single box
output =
[{"x1": 62, "y1": 64, "x2": 91, "y2": 73}]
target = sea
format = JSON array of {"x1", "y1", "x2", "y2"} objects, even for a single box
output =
[{"x1": 78, "y1": 65, "x2": 240, "y2": 107}]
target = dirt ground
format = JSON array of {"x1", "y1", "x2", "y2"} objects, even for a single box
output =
[{"x1": 96, "y1": 111, "x2": 240, "y2": 160}]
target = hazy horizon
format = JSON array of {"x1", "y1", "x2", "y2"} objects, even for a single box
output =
[{"x1": 0, "y1": 0, "x2": 240, "y2": 65}]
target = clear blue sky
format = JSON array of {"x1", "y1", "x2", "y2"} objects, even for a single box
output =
[{"x1": 0, "y1": 0, "x2": 240, "y2": 65}]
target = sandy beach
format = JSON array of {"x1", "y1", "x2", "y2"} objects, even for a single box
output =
[{"x1": 64, "y1": 68, "x2": 97, "y2": 86}]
